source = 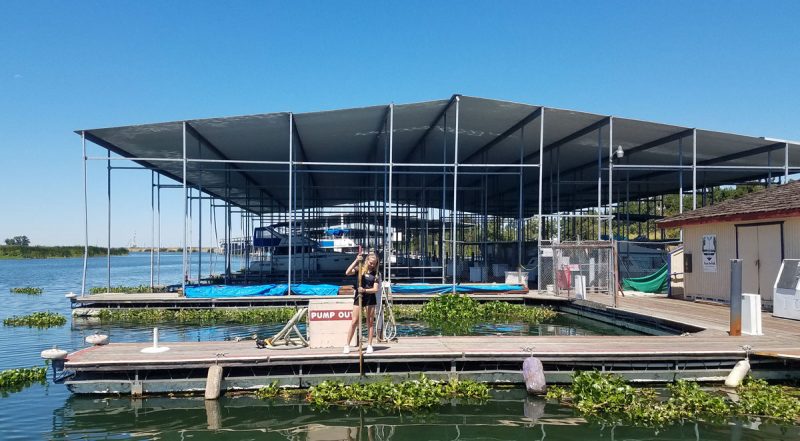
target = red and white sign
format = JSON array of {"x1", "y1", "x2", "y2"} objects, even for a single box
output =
[{"x1": 309, "y1": 309, "x2": 352, "y2": 321}]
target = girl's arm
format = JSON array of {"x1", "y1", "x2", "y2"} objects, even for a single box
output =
[
  {"x1": 345, "y1": 255, "x2": 362, "y2": 276},
  {"x1": 362, "y1": 273, "x2": 381, "y2": 294}
]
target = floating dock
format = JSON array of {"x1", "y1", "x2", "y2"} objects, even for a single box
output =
[{"x1": 61, "y1": 296, "x2": 800, "y2": 394}]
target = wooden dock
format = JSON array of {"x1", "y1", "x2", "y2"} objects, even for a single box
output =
[{"x1": 61, "y1": 294, "x2": 800, "y2": 395}]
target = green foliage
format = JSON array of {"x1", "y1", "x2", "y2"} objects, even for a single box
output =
[
  {"x1": 3, "y1": 311, "x2": 67, "y2": 328},
  {"x1": 0, "y1": 367, "x2": 47, "y2": 396},
  {"x1": 305, "y1": 375, "x2": 490, "y2": 410},
  {"x1": 9, "y1": 287, "x2": 43, "y2": 295},
  {"x1": 255, "y1": 381, "x2": 282, "y2": 399},
  {"x1": 0, "y1": 245, "x2": 128, "y2": 259},
  {"x1": 97, "y1": 307, "x2": 298, "y2": 324},
  {"x1": 419, "y1": 294, "x2": 556, "y2": 334},
  {"x1": 89, "y1": 285, "x2": 168, "y2": 294},
  {"x1": 4, "y1": 236, "x2": 30, "y2": 246},
  {"x1": 549, "y1": 372, "x2": 800, "y2": 427},
  {"x1": 736, "y1": 378, "x2": 800, "y2": 423}
]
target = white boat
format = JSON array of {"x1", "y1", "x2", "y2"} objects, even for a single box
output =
[{"x1": 248, "y1": 227, "x2": 356, "y2": 274}]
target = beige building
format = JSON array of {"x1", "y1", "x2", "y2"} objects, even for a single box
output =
[{"x1": 658, "y1": 181, "x2": 800, "y2": 308}]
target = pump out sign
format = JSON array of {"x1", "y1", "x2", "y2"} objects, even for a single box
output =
[{"x1": 309, "y1": 310, "x2": 352, "y2": 321}]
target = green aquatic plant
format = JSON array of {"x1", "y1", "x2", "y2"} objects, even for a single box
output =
[
  {"x1": 3, "y1": 311, "x2": 67, "y2": 328},
  {"x1": 96, "y1": 307, "x2": 298, "y2": 324},
  {"x1": 548, "y1": 371, "x2": 800, "y2": 427},
  {"x1": 0, "y1": 367, "x2": 47, "y2": 396},
  {"x1": 9, "y1": 287, "x2": 43, "y2": 295},
  {"x1": 736, "y1": 378, "x2": 800, "y2": 423},
  {"x1": 255, "y1": 381, "x2": 282, "y2": 399},
  {"x1": 419, "y1": 294, "x2": 556, "y2": 334},
  {"x1": 305, "y1": 376, "x2": 490, "y2": 410},
  {"x1": 89, "y1": 285, "x2": 168, "y2": 294}
]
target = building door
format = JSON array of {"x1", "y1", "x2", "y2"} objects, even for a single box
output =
[{"x1": 737, "y1": 223, "x2": 782, "y2": 301}]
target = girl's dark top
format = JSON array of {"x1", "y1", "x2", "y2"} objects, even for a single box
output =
[{"x1": 354, "y1": 267, "x2": 379, "y2": 306}]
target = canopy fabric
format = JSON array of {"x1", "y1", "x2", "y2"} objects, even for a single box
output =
[
  {"x1": 391, "y1": 283, "x2": 526, "y2": 294},
  {"x1": 621, "y1": 264, "x2": 669, "y2": 293},
  {"x1": 184, "y1": 283, "x2": 339, "y2": 298}
]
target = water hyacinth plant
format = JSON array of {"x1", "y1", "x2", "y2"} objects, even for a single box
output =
[
  {"x1": 3, "y1": 312, "x2": 67, "y2": 328},
  {"x1": 304, "y1": 375, "x2": 490, "y2": 410},
  {"x1": 9, "y1": 287, "x2": 43, "y2": 295},
  {"x1": 0, "y1": 367, "x2": 47, "y2": 396},
  {"x1": 546, "y1": 371, "x2": 800, "y2": 426},
  {"x1": 89, "y1": 285, "x2": 168, "y2": 294},
  {"x1": 97, "y1": 307, "x2": 298, "y2": 324},
  {"x1": 418, "y1": 294, "x2": 556, "y2": 334}
]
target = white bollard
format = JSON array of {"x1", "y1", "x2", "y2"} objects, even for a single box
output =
[
  {"x1": 724, "y1": 359, "x2": 751, "y2": 388},
  {"x1": 141, "y1": 327, "x2": 170, "y2": 353}
]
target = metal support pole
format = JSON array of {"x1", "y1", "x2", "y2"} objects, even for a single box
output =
[
  {"x1": 81, "y1": 132, "x2": 89, "y2": 296},
  {"x1": 157, "y1": 173, "x2": 161, "y2": 285},
  {"x1": 288, "y1": 113, "x2": 294, "y2": 293},
  {"x1": 150, "y1": 170, "x2": 155, "y2": 288},
  {"x1": 387, "y1": 104, "x2": 394, "y2": 283},
  {"x1": 518, "y1": 126, "x2": 524, "y2": 268},
  {"x1": 608, "y1": 117, "x2": 613, "y2": 239},
  {"x1": 597, "y1": 128, "x2": 602, "y2": 240},
  {"x1": 785, "y1": 142, "x2": 790, "y2": 184},
  {"x1": 692, "y1": 129, "x2": 697, "y2": 210},
  {"x1": 537, "y1": 109, "x2": 544, "y2": 291},
  {"x1": 106, "y1": 149, "x2": 111, "y2": 291},
  {"x1": 730, "y1": 259, "x2": 742, "y2": 336},
  {"x1": 451, "y1": 97, "x2": 460, "y2": 293},
  {"x1": 182, "y1": 122, "x2": 188, "y2": 293}
]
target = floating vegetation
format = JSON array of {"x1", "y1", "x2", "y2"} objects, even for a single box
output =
[
  {"x1": 0, "y1": 367, "x2": 47, "y2": 396},
  {"x1": 97, "y1": 307, "x2": 298, "y2": 324},
  {"x1": 417, "y1": 294, "x2": 556, "y2": 334},
  {"x1": 304, "y1": 376, "x2": 490, "y2": 410},
  {"x1": 89, "y1": 285, "x2": 168, "y2": 294},
  {"x1": 3, "y1": 312, "x2": 67, "y2": 328},
  {"x1": 546, "y1": 371, "x2": 800, "y2": 426},
  {"x1": 9, "y1": 287, "x2": 43, "y2": 295}
]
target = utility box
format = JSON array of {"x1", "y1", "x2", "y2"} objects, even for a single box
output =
[
  {"x1": 307, "y1": 297, "x2": 354, "y2": 348},
  {"x1": 574, "y1": 275, "x2": 587, "y2": 300},
  {"x1": 774, "y1": 259, "x2": 800, "y2": 321},
  {"x1": 741, "y1": 293, "x2": 763, "y2": 335}
]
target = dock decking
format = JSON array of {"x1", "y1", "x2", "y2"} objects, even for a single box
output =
[{"x1": 62, "y1": 294, "x2": 800, "y2": 395}]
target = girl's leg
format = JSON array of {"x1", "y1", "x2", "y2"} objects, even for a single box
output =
[
  {"x1": 345, "y1": 305, "x2": 360, "y2": 346},
  {"x1": 366, "y1": 305, "x2": 376, "y2": 346}
]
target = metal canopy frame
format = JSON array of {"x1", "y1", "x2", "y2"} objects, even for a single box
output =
[{"x1": 77, "y1": 95, "x2": 799, "y2": 294}]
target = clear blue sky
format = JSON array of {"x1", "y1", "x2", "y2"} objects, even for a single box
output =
[{"x1": 1, "y1": 1, "x2": 798, "y2": 246}]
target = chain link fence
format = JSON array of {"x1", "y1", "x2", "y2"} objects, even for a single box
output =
[{"x1": 537, "y1": 241, "x2": 617, "y2": 306}]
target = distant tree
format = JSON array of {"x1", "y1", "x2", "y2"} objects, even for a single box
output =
[{"x1": 4, "y1": 236, "x2": 30, "y2": 246}]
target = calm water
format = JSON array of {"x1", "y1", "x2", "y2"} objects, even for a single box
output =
[{"x1": 0, "y1": 253, "x2": 797, "y2": 440}]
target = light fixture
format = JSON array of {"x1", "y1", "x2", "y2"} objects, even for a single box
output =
[{"x1": 615, "y1": 145, "x2": 624, "y2": 159}]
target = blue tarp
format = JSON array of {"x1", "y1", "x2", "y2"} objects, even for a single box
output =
[
  {"x1": 184, "y1": 284, "x2": 339, "y2": 298},
  {"x1": 391, "y1": 284, "x2": 526, "y2": 294}
]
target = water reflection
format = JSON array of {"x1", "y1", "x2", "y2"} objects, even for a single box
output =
[{"x1": 50, "y1": 390, "x2": 800, "y2": 441}]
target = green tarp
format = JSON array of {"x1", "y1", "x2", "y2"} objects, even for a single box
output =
[{"x1": 622, "y1": 264, "x2": 668, "y2": 293}]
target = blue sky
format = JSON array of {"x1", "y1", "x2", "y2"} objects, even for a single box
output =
[{"x1": 1, "y1": 1, "x2": 798, "y2": 246}]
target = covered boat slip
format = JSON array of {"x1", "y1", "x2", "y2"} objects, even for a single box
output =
[
  {"x1": 77, "y1": 95, "x2": 800, "y2": 298},
  {"x1": 62, "y1": 295, "x2": 800, "y2": 395}
]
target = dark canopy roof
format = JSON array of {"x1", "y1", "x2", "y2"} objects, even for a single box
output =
[{"x1": 79, "y1": 95, "x2": 800, "y2": 217}]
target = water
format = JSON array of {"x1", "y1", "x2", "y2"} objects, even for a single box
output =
[{"x1": 0, "y1": 253, "x2": 797, "y2": 440}]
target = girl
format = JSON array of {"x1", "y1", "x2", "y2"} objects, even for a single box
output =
[{"x1": 343, "y1": 250, "x2": 380, "y2": 354}]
